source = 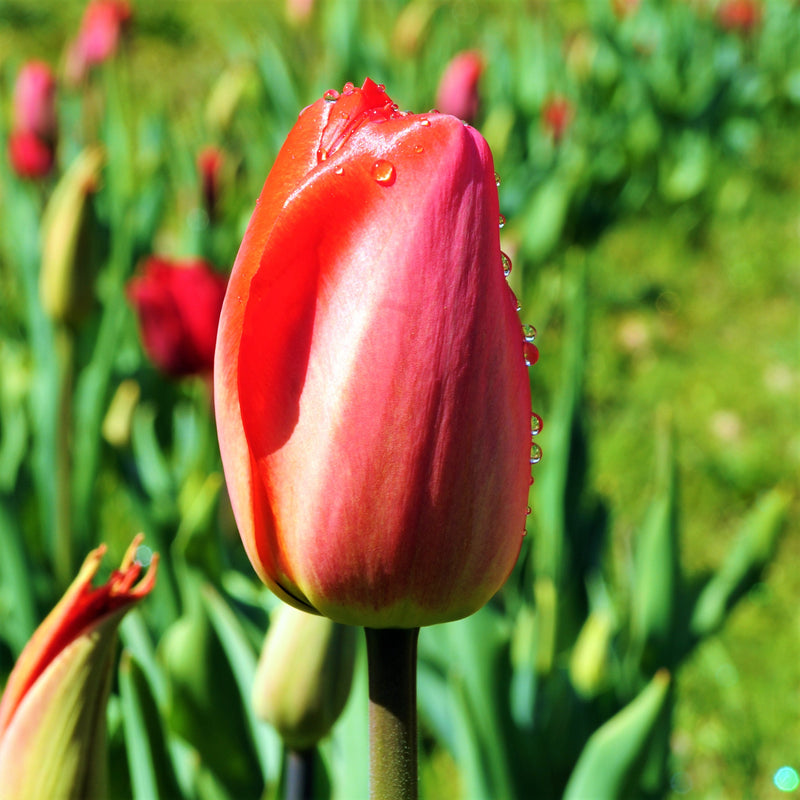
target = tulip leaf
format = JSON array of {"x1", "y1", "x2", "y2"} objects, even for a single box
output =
[
  {"x1": 201, "y1": 583, "x2": 282, "y2": 787},
  {"x1": 563, "y1": 670, "x2": 672, "y2": 800},
  {"x1": 119, "y1": 649, "x2": 182, "y2": 800}
]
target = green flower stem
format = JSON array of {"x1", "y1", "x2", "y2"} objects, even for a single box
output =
[
  {"x1": 365, "y1": 627, "x2": 419, "y2": 800},
  {"x1": 54, "y1": 324, "x2": 75, "y2": 587},
  {"x1": 285, "y1": 747, "x2": 315, "y2": 800}
]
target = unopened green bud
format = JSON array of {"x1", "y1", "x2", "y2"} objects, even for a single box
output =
[
  {"x1": 101, "y1": 378, "x2": 140, "y2": 448},
  {"x1": 252, "y1": 604, "x2": 356, "y2": 750},
  {"x1": 39, "y1": 145, "x2": 105, "y2": 326},
  {"x1": 569, "y1": 609, "x2": 614, "y2": 698},
  {"x1": 205, "y1": 63, "x2": 258, "y2": 134}
]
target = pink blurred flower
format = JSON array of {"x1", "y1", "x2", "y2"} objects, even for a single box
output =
[
  {"x1": 8, "y1": 130, "x2": 55, "y2": 179},
  {"x1": 66, "y1": 0, "x2": 132, "y2": 82},
  {"x1": 716, "y1": 0, "x2": 762, "y2": 33},
  {"x1": 542, "y1": 95, "x2": 574, "y2": 144},
  {"x1": 13, "y1": 61, "x2": 57, "y2": 142},
  {"x1": 197, "y1": 145, "x2": 225, "y2": 221},
  {"x1": 127, "y1": 256, "x2": 228, "y2": 378},
  {"x1": 435, "y1": 50, "x2": 484, "y2": 123}
]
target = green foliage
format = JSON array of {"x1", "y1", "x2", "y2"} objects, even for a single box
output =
[{"x1": 0, "y1": 1, "x2": 797, "y2": 798}]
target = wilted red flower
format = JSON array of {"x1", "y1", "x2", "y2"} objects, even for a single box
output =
[
  {"x1": 8, "y1": 129, "x2": 55, "y2": 179},
  {"x1": 127, "y1": 257, "x2": 228, "y2": 378},
  {"x1": 66, "y1": 0, "x2": 132, "y2": 82},
  {"x1": 716, "y1": 0, "x2": 762, "y2": 33},
  {"x1": 542, "y1": 95, "x2": 574, "y2": 143},
  {"x1": 0, "y1": 536, "x2": 157, "y2": 797},
  {"x1": 13, "y1": 61, "x2": 57, "y2": 142},
  {"x1": 435, "y1": 50, "x2": 484, "y2": 122},
  {"x1": 197, "y1": 145, "x2": 225, "y2": 220},
  {"x1": 215, "y1": 78, "x2": 532, "y2": 628}
]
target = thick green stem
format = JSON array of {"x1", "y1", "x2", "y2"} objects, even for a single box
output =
[
  {"x1": 285, "y1": 747, "x2": 315, "y2": 800},
  {"x1": 365, "y1": 627, "x2": 419, "y2": 800}
]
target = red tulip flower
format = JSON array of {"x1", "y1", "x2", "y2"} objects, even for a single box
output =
[
  {"x1": 215, "y1": 78, "x2": 532, "y2": 628},
  {"x1": 127, "y1": 257, "x2": 228, "y2": 378},
  {"x1": 716, "y1": 0, "x2": 762, "y2": 33},
  {"x1": 542, "y1": 95, "x2": 574, "y2": 144},
  {"x1": 8, "y1": 130, "x2": 55, "y2": 179},
  {"x1": 435, "y1": 50, "x2": 484, "y2": 123},
  {"x1": 0, "y1": 536, "x2": 157, "y2": 797}
]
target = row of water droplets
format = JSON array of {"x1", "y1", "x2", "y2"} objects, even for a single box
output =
[{"x1": 496, "y1": 171, "x2": 542, "y2": 531}]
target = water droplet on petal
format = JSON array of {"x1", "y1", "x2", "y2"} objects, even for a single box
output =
[
  {"x1": 377, "y1": 83, "x2": 386, "y2": 92},
  {"x1": 498, "y1": 213, "x2": 506, "y2": 229},
  {"x1": 501, "y1": 252, "x2": 512, "y2": 278},
  {"x1": 323, "y1": 89, "x2": 340, "y2": 102},
  {"x1": 342, "y1": 82, "x2": 355, "y2": 95},
  {"x1": 526, "y1": 506, "x2": 532, "y2": 516},
  {"x1": 524, "y1": 342, "x2": 539, "y2": 367},
  {"x1": 530, "y1": 443, "x2": 543, "y2": 465},
  {"x1": 414, "y1": 144, "x2": 424, "y2": 154},
  {"x1": 419, "y1": 118, "x2": 430, "y2": 127},
  {"x1": 522, "y1": 324, "x2": 537, "y2": 343},
  {"x1": 429, "y1": 108, "x2": 440, "y2": 114},
  {"x1": 334, "y1": 166, "x2": 344, "y2": 175},
  {"x1": 371, "y1": 159, "x2": 396, "y2": 186},
  {"x1": 319, "y1": 148, "x2": 329, "y2": 162},
  {"x1": 531, "y1": 412, "x2": 543, "y2": 436},
  {"x1": 495, "y1": 172, "x2": 501, "y2": 187}
]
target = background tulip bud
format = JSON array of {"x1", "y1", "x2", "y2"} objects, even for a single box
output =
[
  {"x1": 0, "y1": 536, "x2": 157, "y2": 800},
  {"x1": 252, "y1": 604, "x2": 356, "y2": 750},
  {"x1": 39, "y1": 145, "x2": 106, "y2": 325},
  {"x1": 65, "y1": 0, "x2": 132, "y2": 83},
  {"x1": 435, "y1": 50, "x2": 484, "y2": 122},
  {"x1": 12, "y1": 61, "x2": 57, "y2": 143},
  {"x1": 7, "y1": 130, "x2": 54, "y2": 179},
  {"x1": 127, "y1": 257, "x2": 228, "y2": 378},
  {"x1": 215, "y1": 78, "x2": 532, "y2": 628}
]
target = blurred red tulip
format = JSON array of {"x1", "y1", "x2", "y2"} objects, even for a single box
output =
[
  {"x1": 716, "y1": 0, "x2": 762, "y2": 33},
  {"x1": 13, "y1": 61, "x2": 57, "y2": 142},
  {"x1": 0, "y1": 536, "x2": 157, "y2": 798},
  {"x1": 197, "y1": 145, "x2": 225, "y2": 220},
  {"x1": 7, "y1": 130, "x2": 55, "y2": 179},
  {"x1": 215, "y1": 78, "x2": 532, "y2": 628},
  {"x1": 435, "y1": 50, "x2": 484, "y2": 122},
  {"x1": 542, "y1": 95, "x2": 574, "y2": 143},
  {"x1": 66, "y1": 0, "x2": 132, "y2": 82},
  {"x1": 127, "y1": 257, "x2": 228, "y2": 378}
]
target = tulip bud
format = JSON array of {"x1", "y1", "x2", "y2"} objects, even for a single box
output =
[
  {"x1": 569, "y1": 609, "x2": 614, "y2": 698},
  {"x1": 65, "y1": 0, "x2": 132, "y2": 84},
  {"x1": 127, "y1": 257, "x2": 228, "y2": 378},
  {"x1": 12, "y1": 61, "x2": 57, "y2": 143},
  {"x1": 215, "y1": 78, "x2": 532, "y2": 627},
  {"x1": 7, "y1": 130, "x2": 54, "y2": 179},
  {"x1": 197, "y1": 145, "x2": 225, "y2": 221},
  {"x1": 435, "y1": 50, "x2": 484, "y2": 123},
  {"x1": 0, "y1": 535, "x2": 157, "y2": 800},
  {"x1": 542, "y1": 95, "x2": 574, "y2": 144},
  {"x1": 39, "y1": 145, "x2": 105, "y2": 325},
  {"x1": 716, "y1": 0, "x2": 762, "y2": 34},
  {"x1": 252, "y1": 604, "x2": 356, "y2": 750}
]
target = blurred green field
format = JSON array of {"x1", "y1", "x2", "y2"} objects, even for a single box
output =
[{"x1": 1, "y1": 1, "x2": 798, "y2": 798}]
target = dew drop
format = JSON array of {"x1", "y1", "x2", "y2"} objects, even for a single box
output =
[
  {"x1": 419, "y1": 118, "x2": 430, "y2": 127},
  {"x1": 495, "y1": 172, "x2": 501, "y2": 187},
  {"x1": 522, "y1": 324, "x2": 537, "y2": 343},
  {"x1": 414, "y1": 144, "x2": 424, "y2": 154},
  {"x1": 371, "y1": 159, "x2": 396, "y2": 186},
  {"x1": 531, "y1": 412, "x2": 543, "y2": 436},
  {"x1": 323, "y1": 89, "x2": 340, "y2": 102},
  {"x1": 342, "y1": 82, "x2": 355, "y2": 95},
  {"x1": 526, "y1": 506, "x2": 532, "y2": 516},
  {"x1": 377, "y1": 83, "x2": 386, "y2": 92},
  {"x1": 334, "y1": 166, "x2": 344, "y2": 175},
  {"x1": 523, "y1": 342, "x2": 540, "y2": 367},
  {"x1": 530, "y1": 443, "x2": 543, "y2": 465},
  {"x1": 498, "y1": 213, "x2": 506, "y2": 229},
  {"x1": 508, "y1": 289, "x2": 521, "y2": 313},
  {"x1": 319, "y1": 148, "x2": 329, "y2": 162},
  {"x1": 501, "y1": 251, "x2": 512, "y2": 278},
  {"x1": 428, "y1": 108, "x2": 440, "y2": 114}
]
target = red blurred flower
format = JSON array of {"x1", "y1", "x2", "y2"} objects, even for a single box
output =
[
  {"x1": 8, "y1": 130, "x2": 55, "y2": 178},
  {"x1": 127, "y1": 257, "x2": 228, "y2": 378},
  {"x1": 66, "y1": 0, "x2": 132, "y2": 82},
  {"x1": 542, "y1": 95, "x2": 574, "y2": 143},
  {"x1": 215, "y1": 78, "x2": 532, "y2": 628},
  {"x1": 13, "y1": 61, "x2": 57, "y2": 142},
  {"x1": 435, "y1": 50, "x2": 484, "y2": 122},
  {"x1": 0, "y1": 536, "x2": 157, "y2": 797},
  {"x1": 716, "y1": 0, "x2": 762, "y2": 33},
  {"x1": 197, "y1": 145, "x2": 225, "y2": 220}
]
